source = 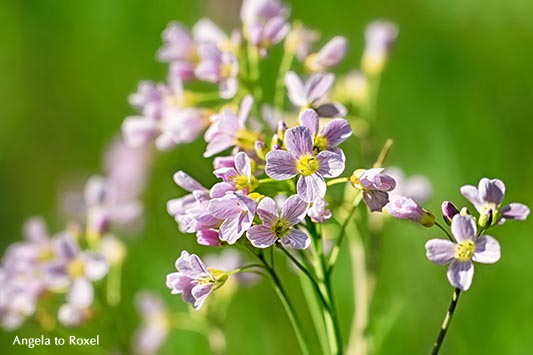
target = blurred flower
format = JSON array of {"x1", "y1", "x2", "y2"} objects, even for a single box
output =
[
  {"x1": 195, "y1": 43, "x2": 239, "y2": 99},
  {"x1": 285, "y1": 72, "x2": 347, "y2": 117},
  {"x1": 304, "y1": 36, "x2": 348, "y2": 72},
  {"x1": 133, "y1": 291, "x2": 170, "y2": 355},
  {"x1": 350, "y1": 168, "x2": 396, "y2": 212},
  {"x1": 386, "y1": 166, "x2": 432, "y2": 204},
  {"x1": 425, "y1": 215, "x2": 501, "y2": 291},
  {"x1": 265, "y1": 126, "x2": 345, "y2": 202},
  {"x1": 204, "y1": 96, "x2": 259, "y2": 157},
  {"x1": 166, "y1": 251, "x2": 228, "y2": 309},
  {"x1": 461, "y1": 178, "x2": 530, "y2": 225},
  {"x1": 208, "y1": 193, "x2": 257, "y2": 244},
  {"x1": 240, "y1": 0, "x2": 290, "y2": 56},
  {"x1": 285, "y1": 24, "x2": 319, "y2": 61},
  {"x1": 247, "y1": 195, "x2": 310, "y2": 249},
  {"x1": 307, "y1": 197, "x2": 332, "y2": 223},
  {"x1": 333, "y1": 70, "x2": 368, "y2": 106},
  {"x1": 386, "y1": 195, "x2": 435, "y2": 227},
  {"x1": 362, "y1": 20, "x2": 398, "y2": 76}
]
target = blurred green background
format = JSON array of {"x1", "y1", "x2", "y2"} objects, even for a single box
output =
[{"x1": 1, "y1": 0, "x2": 532, "y2": 354}]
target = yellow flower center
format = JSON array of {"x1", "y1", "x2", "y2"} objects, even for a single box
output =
[
  {"x1": 272, "y1": 218, "x2": 291, "y2": 238},
  {"x1": 350, "y1": 169, "x2": 366, "y2": 190},
  {"x1": 455, "y1": 241, "x2": 475, "y2": 261},
  {"x1": 296, "y1": 155, "x2": 320, "y2": 176},
  {"x1": 231, "y1": 175, "x2": 258, "y2": 192},
  {"x1": 38, "y1": 247, "x2": 55, "y2": 262},
  {"x1": 220, "y1": 62, "x2": 234, "y2": 79},
  {"x1": 67, "y1": 259, "x2": 85, "y2": 278},
  {"x1": 313, "y1": 135, "x2": 329, "y2": 153},
  {"x1": 198, "y1": 268, "x2": 228, "y2": 291}
]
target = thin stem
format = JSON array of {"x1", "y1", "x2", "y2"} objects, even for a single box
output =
[
  {"x1": 373, "y1": 138, "x2": 394, "y2": 169},
  {"x1": 327, "y1": 199, "x2": 360, "y2": 273},
  {"x1": 274, "y1": 35, "x2": 296, "y2": 109},
  {"x1": 431, "y1": 288, "x2": 461, "y2": 355},
  {"x1": 435, "y1": 221, "x2": 455, "y2": 242},
  {"x1": 327, "y1": 177, "x2": 350, "y2": 187}
]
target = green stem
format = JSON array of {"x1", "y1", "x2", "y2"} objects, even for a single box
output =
[
  {"x1": 273, "y1": 40, "x2": 295, "y2": 109},
  {"x1": 435, "y1": 221, "x2": 455, "y2": 242},
  {"x1": 431, "y1": 288, "x2": 461, "y2": 355},
  {"x1": 327, "y1": 177, "x2": 350, "y2": 187}
]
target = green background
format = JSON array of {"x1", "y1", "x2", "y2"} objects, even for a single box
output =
[{"x1": 1, "y1": 0, "x2": 532, "y2": 354}]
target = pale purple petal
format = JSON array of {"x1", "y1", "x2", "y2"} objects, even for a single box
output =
[
  {"x1": 256, "y1": 197, "x2": 279, "y2": 225},
  {"x1": 208, "y1": 196, "x2": 243, "y2": 219},
  {"x1": 196, "y1": 229, "x2": 221, "y2": 246},
  {"x1": 299, "y1": 109, "x2": 319, "y2": 136},
  {"x1": 191, "y1": 284, "x2": 213, "y2": 309},
  {"x1": 425, "y1": 239, "x2": 456, "y2": 265},
  {"x1": 54, "y1": 234, "x2": 79, "y2": 261},
  {"x1": 297, "y1": 174, "x2": 326, "y2": 203},
  {"x1": 204, "y1": 134, "x2": 234, "y2": 158},
  {"x1": 450, "y1": 215, "x2": 476, "y2": 243},
  {"x1": 23, "y1": 217, "x2": 48, "y2": 244},
  {"x1": 247, "y1": 224, "x2": 277, "y2": 248},
  {"x1": 284, "y1": 126, "x2": 314, "y2": 157},
  {"x1": 238, "y1": 96, "x2": 254, "y2": 126},
  {"x1": 81, "y1": 252, "x2": 109, "y2": 281},
  {"x1": 320, "y1": 119, "x2": 352, "y2": 147},
  {"x1": 210, "y1": 182, "x2": 236, "y2": 198},
  {"x1": 315, "y1": 36, "x2": 347, "y2": 68},
  {"x1": 195, "y1": 60, "x2": 222, "y2": 83},
  {"x1": 386, "y1": 196, "x2": 423, "y2": 221},
  {"x1": 500, "y1": 203, "x2": 529, "y2": 221},
  {"x1": 220, "y1": 77, "x2": 238, "y2": 99},
  {"x1": 122, "y1": 117, "x2": 159, "y2": 148},
  {"x1": 281, "y1": 229, "x2": 310, "y2": 249},
  {"x1": 363, "y1": 190, "x2": 389, "y2": 212},
  {"x1": 234, "y1": 152, "x2": 251, "y2": 179},
  {"x1": 317, "y1": 150, "x2": 345, "y2": 178},
  {"x1": 316, "y1": 103, "x2": 348, "y2": 118},
  {"x1": 306, "y1": 73, "x2": 334, "y2": 104},
  {"x1": 460, "y1": 185, "x2": 483, "y2": 210},
  {"x1": 173, "y1": 171, "x2": 206, "y2": 192},
  {"x1": 472, "y1": 235, "x2": 501, "y2": 264},
  {"x1": 43, "y1": 262, "x2": 70, "y2": 289},
  {"x1": 441, "y1": 201, "x2": 460, "y2": 220},
  {"x1": 281, "y1": 195, "x2": 309, "y2": 225},
  {"x1": 67, "y1": 278, "x2": 94, "y2": 308},
  {"x1": 265, "y1": 149, "x2": 297, "y2": 180},
  {"x1": 478, "y1": 178, "x2": 505, "y2": 205},
  {"x1": 192, "y1": 18, "x2": 227, "y2": 43},
  {"x1": 447, "y1": 260, "x2": 474, "y2": 291},
  {"x1": 285, "y1": 71, "x2": 306, "y2": 106}
]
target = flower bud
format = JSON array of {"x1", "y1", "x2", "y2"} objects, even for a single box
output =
[
  {"x1": 478, "y1": 208, "x2": 493, "y2": 229},
  {"x1": 386, "y1": 195, "x2": 435, "y2": 227},
  {"x1": 441, "y1": 201, "x2": 459, "y2": 225},
  {"x1": 254, "y1": 140, "x2": 267, "y2": 161}
]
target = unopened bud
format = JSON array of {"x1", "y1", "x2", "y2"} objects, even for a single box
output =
[
  {"x1": 441, "y1": 201, "x2": 459, "y2": 225},
  {"x1": 478, "y1": 209, "x2": 493, "y2": 229}
]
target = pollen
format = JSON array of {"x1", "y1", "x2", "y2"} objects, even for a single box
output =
[
  {"x1": 220, "y1": 62, "x2": 234, "y2": 79},
  {"x1": 455, "y1": 241, "x2": 475, "y2": 261},
  {"x1": 296, "y1": 155, "x2": 320, "y2": 176},
  {"x1": 272, "y1": 218, "x2": 291, "y2": 238},
  {"x1": 313, "y1": 135, "x2": 329, "y2": 153},
  {"x1": 67, "y1": 259, "x2": 85, "y2": 278}
]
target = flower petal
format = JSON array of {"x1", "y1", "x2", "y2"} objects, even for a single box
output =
[
  {"x1": 460, "y1": 185, "x2": 483, "y2": 211},
  {"x1": 281, "y1": 229, "x2": 310, "y2": 249},
  {"x1": 473, "y1": 235, "x2": 501, "y2": 264},
  {"x1": 299, "y1": 109, "x2": 319, "y2": 136},
  {"x1": 362, "y1": 190, "x2": 389, "y2": 212},
  {"x1": 320, "y1": 118, "x2": 352, "y2": 147},
  {"x1": 81, "y1": 252, "x2": 109, "y2": 281},
  {"x1": 450, "y1": 215, "x2": 476, "y2": 242},
  {"x1": 281, "y1": 195, "x2": 309, "y2": 225},
  {"x1": 478, "y1": 178, "x2": 505, "y2": 206},
  {"x1": 425, "y1": 239, "x2": 456, "y2": 265},
  {"x1": 315, "y1": 103, "x2": 347, "y2": 118},
  {"x1": 500, "y1": 203, "x2": 530, "y2": 221},
  {"x1": 67, "y1": 278, "x2": 94, "y2": 308},
  {"x1": 284, "y1": 126, "x2": 314, "y2": 157},
  {"x1": 285, "y1": 71, "x2": 306, "y2": 106},
  {"x1": 306, "y1": 73, "x2": 334, "y2": 104},
  {"x1": 297, "y1": 174, "x2": 326, "y2": 203},
  {"x1": 234, "y1": 152, "x2": 251, "y2": 179},
  {"x1": 317, "y1": 150, "x2": 345, "y2": 178},
  {"x1": 265, "y1": 149, "x2": 297, "y2": 180},
  {"x1": 247, "y1": 224, "x2": 277, "y2": 248},
  {"x1": 256, "y1": 197, "x2": 279, "y2": 225},
  {"x1": 447, "y1": 260, "x2": 474, "y2": 291}
]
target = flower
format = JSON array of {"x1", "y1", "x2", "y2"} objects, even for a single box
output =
[
  {"x1": 441, "y1": 201, "x2": 460, "y2": 225},
  {"x1": 362, "y1": 20, "x2": 398, "y2": 75},
  {"x1": 307, "y1": 197, "x2": 332, "y2": 223},
  {"x1": 195, "y1": 43, "x2": 239, "y2": 99},
  {"x1": 298, "y1": 109, "x2": 352, "y2": 156},
  {"x1": 240, "y1": 0, "x2": 290, "y2": 56},
  {"x1": 350, "y1": 168, "x2": 396, "y2": 212},
  {"x1": 211, "y1": 152, "x2": 258, "y2": 197},
  {"x1": 132, "y1": 291, "x2": 170, "y2": 355},
  {"x1": 304, "y1": 36, "x2": 348, "y2": 72},
  {"x1": 265, "y1": 126, "x2": 345, "y2": 202},
  {"x1": 247, "y1": 195, "x2": 310, "y2": 249},
  {"x1": 207, "y1": 193, "x2": 257, "y2": 245},
  {"x1": 461, "y1": 178, "x2": 530, "y2": 225},
  {"x1": 285, "y1": 72, "x2": 347, "y2": 117},
  {"x1": 166, "y1": 251, "x2": 228, "y2": 309},
  {"x1": 386, "y1": 195, "x2": 435, "y2": 227},
  {"x1": 285, "y1": 25, "x2": 319, "y2": 61},
  {"x1": 425, "y1": 215, "x2": 501, "y2": 291},
  {"x1": 203, "y1": 96, "x2": 259, "y2": 157}
]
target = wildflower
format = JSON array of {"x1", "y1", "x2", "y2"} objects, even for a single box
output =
[
  {"x1": 308, "y1": 197, "x2": 332, "y2": 223},
  {"x1": 441, "y1": 201, "x2": 460, "y2": 225},
  {"x1": 133, "y1": 291, "x2": 170, "y2": 355},
  {"x1": 265, "y1": 126, "x2": 345, "y2": 202},
  {"x1": 285, "y1": 72, "x2": 347, "y2": 117},
  {"x1": 211, "y1": 152, "x2": 258, "y2": 197},
  {"x1": 362, "y1": 20, "x2": 398, "y2": 75},
  {"x1": 204, "y1": 96, "x2": 260, "y2": 157},
  {"x1": 425, "y1": 215, "x2": 501, "y2": 291},
  {"x1": 157, "y1": 22, "x2": 199, "y2": 81},
  {"x1": 461, "y1": 178, "x2": 530, "y2": 225},
  {"x1": 166, "y1": 251, "x2": 228, "y2": 309},
  {"x1": 298, "y1": 109, "x2": 352, "y2": 156},
  {"x1": 350, "y1": 168, "x2": 396, "y2": 212},
  {"x1": 195, "y1": 43, "x2": 239, "y2": 99},
  {"x1": 386, "y1": 195, "x2": 435, "y2": 227},
  {"x1": 247, "y1": 195, "x2": 310, "y2": 249},
  {"x1": 240, "y1": 0, "x2": 290, "y2": 56},
  {"x1": 207, "y1": 193, "x2": 256, "y2": 244},
  {"x1": 304, "y1": 36, "x2": 348, "y2": 72}
]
